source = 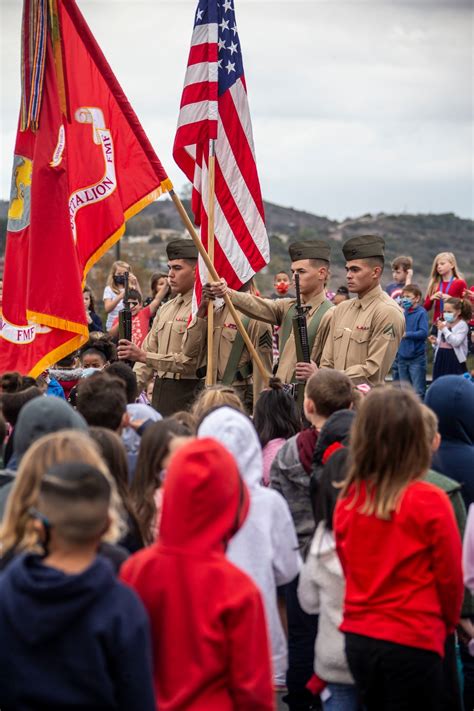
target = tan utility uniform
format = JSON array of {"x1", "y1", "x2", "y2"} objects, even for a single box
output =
[
  {"x1": 227, "y1": 290, "x2": 333, "y2": 383},
  {"x1": 134, "y1": 289, "x2": 203, "y2": 415},
  {"x1": 320, "y1": 285, "x2": 405, "y2": 385},
  {"x1": 183, "y1": 304, "x2": 273, "y2": 411}
]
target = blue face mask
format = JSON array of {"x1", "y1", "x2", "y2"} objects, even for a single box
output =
[
  {"x1": 444, "y1": 312, "x2": 456, "y2": 323},
  {"x1": 400, "y1": 297, "x2": 413, "y2": 310}
]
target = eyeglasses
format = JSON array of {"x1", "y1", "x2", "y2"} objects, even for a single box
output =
[{"x1": 128, "y1": 301, "x2": 139, "y2": 307}]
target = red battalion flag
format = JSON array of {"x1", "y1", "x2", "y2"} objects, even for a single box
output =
[
  {"x1": 0, "y1": 0, "x2": 172, "y2": 376},
  {"x1": 173, "y1": 0, "x2": 270, "y2": 305}
]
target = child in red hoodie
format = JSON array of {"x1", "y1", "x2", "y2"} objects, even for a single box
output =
[
  {"x1": 335, "y1": 388, "x2": 463, "y2": 711},
  {"x1": 120, "y1": 438, "x2": 274, "y2": 711}
]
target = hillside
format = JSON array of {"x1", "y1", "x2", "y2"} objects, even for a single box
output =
[{"x1": 1, "y1": 198, "x2": 472, "y2": 297}]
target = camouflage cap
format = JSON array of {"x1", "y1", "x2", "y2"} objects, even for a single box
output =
[
  {"x1": 288, "y1": 240, "x2": 331, "y2": 262},
  {"x1": 342, "y1": 234, "x2": 385, "y2": 261},
  {"x1": 166, "y1": 239, "x2": 198, "y2": 260}
]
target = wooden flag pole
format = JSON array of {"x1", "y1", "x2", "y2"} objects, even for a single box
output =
[
  {"x1": 169, "y1": 189, "x2": 271, "y2": 385},
  {"x1": 206, "y1": 140, "x2": 216, "y2": 386}
]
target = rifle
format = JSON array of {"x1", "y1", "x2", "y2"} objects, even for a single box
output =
[
  {"x1": 118, "y1": 271, "x2": 133, "y2": 366},
  {"x1": 292, "y1": 273, "x2": 311, "y2": 365}
]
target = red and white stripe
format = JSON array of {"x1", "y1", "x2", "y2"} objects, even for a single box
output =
[{"x1": 173, "y1": 20, "x2": 269, "y2": 305}]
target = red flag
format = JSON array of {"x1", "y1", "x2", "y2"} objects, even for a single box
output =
[
  {"x1": 0, "y1": 0, "x2": 172, "y2": 376},
  {"x1": 173, "y1": 1, "x2": 270, "y2": 306}
]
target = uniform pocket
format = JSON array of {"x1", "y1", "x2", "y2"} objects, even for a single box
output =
[
  {"x1": 221, "y1": 327, "x2": 237, "y2": 345},
  {"x1": 350, "y1": 330, "x2": 370, "y2": 345},
  {"x1": 171, "y1": 322, "x2": 186, "y2": 336}
]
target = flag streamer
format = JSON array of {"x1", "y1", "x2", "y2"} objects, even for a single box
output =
[
  {"x1": 48, "y1": 0, "x2": 70, "y2": 120},
  {"x1": 21, "y1": 0, "x2": 48, "y2": 131},
  {"x1": 1, "y1": 0, "x2": 172, "y2": 376}
]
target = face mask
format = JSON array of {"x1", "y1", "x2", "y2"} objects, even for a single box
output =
[
  {"x1": 400, "y1": 297, "x2": 413, "y2": 310},
  {"x1": 276, "y1": 282, "x2": 289, "y2": 294},
  {"x1": 81, "y1": 367, "x2": 103, "y2": 378},
  {"x1": 444, "y1": 312, "x2": 456, "y2": 323},
  {"x1": 113, "y1": 274, "x2": 126, "y2": 286}
]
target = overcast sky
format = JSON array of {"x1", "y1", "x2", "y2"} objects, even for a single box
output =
[{"x1": 0, "y1": 0, "x2": 472, "y2": 221}]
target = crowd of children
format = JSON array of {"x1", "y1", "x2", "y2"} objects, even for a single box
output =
[
  {"x1": 0, "y1": 248, "x2": 473, "y2": 711},
  {"x1": 0, "y1": 366, "x2": 473, "y2": 710},
  {"x1": 385, "y1": 251, "x2": 473, "y2": 395}
]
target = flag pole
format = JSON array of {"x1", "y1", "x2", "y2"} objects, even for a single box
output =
[
  {"x1": 206, "y1": 139, "x2": 216, "y2": 386},
  {"x1": 169, "y1": 189, "x2": 271, "y2": 385}
]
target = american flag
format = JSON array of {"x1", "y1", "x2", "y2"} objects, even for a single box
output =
[{"x1": 173, "y1": 0, "x2": 270, "y2": 303}]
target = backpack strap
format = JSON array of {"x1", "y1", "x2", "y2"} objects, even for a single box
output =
[{"x1": 222, "y1": 316, "x2": 251, "y2": 385}]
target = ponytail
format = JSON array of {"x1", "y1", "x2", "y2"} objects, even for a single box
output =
[{"x1": 446, "y1": 297, "x2": 472, "y2": 322}]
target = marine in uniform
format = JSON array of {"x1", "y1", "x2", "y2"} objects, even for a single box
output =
[
  {"x1": 117, "y1": 239, "x2": 204, "y2": 416},
  {"x1": 320, "y1": 235, "x2": 405, "y2": 385},
  {"x1": 205, "y1": 241, "x2": 334, "y2": 386},
  {"x1": 183, "y1": 288, "x2": 273, "y2": 414}
]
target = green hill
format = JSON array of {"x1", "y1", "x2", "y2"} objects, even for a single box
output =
[{"x1": 1, "y1": 198, "x2": 472, "y2": 296}]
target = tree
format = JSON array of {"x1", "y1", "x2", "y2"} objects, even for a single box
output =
[{"x1": 125, "y1": 215, "x2": 154, "y2": 236}]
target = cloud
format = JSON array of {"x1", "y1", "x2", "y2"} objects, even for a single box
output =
[{"x1": 0, "y1": 0, "x2": 472, "y2": 220}]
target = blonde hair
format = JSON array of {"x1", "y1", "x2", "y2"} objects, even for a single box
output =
[
  {"x1": 426, "y1": 252, "x2": 463, "y2": 298},
  {"x1": 0, "y1": 431, "x2": 125, "y2": 555},
  {"x1": 106, "y1": 260, "x2": 131, "y2": 295},
  {"x1": 191, "y1": 385, "x2": 245, "y2": 424},
  {"x1": 420, "y1": 404, "x2": 438, "y2": 445},
  {"x1": 340, "y1": 388, "x2": 431, "y2": 519}
]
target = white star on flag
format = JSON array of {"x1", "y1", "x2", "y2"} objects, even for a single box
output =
[
  {"x1": 196, "y1": 8, "x2": 204, "y2": 21},
  {"x1": 173, "y1": 0, "x2": 270, "y2": 308}
]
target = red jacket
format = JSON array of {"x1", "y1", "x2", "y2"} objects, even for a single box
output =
[
  {"x1": 424, "y1": 278, "x2": 467, "y2": 322},
  {"x1": 120, "y1": 438, "x2": 274, "y2": 711},
  {"x1": 468, "y1": 285, "x2": 474, "y2": 327},
  {"x1": 334, "y1": 480, "x2": 463, "y2": 657}
]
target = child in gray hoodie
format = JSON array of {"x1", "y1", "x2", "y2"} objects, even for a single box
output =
[{"x1": 298, "y1": 418, "x2": 358, "y2": 711}]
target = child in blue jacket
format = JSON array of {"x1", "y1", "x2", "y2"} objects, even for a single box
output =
[
  {"x1": 0, "y1": 461, "x2": 155, "y2": 711},
  {"x1": 397, "y1": 284, "x2": 429, "y2": 399}
]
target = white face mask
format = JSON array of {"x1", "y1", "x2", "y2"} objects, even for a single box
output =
[
  {"x1": 81, "y1": 367, "x2": 103, "y2": 378},
  {"x1": 444, "y1": 312, "x2": 456, "y2": 323}
]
